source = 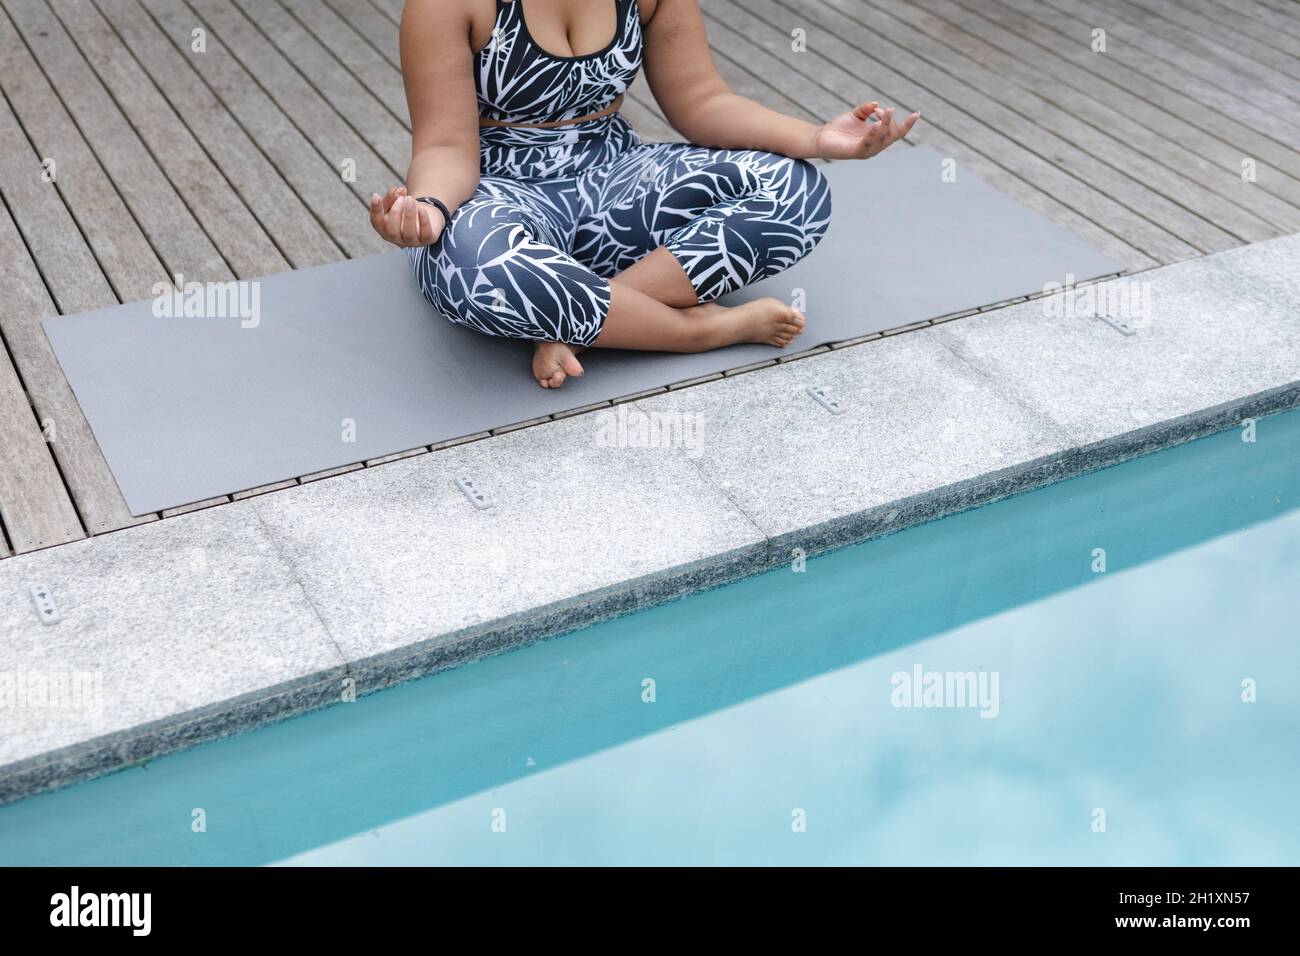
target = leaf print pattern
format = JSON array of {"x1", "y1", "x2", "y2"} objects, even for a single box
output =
[
  {"x1": 477, "y1": 0, "x2": 644, "y2": 125},
  {"x1": 408, "y1": 115, "x2": 832, "y2": 346}
]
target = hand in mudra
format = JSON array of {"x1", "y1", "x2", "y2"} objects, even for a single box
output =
[
  {"x1": 369, "y1": 186, "x2": 444, "y2": 247},
  {"x1": 813, "y1": 102, "x2": 919, "y2": 161}
]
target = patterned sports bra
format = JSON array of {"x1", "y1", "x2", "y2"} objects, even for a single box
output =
[{"x1": 476, "y1": 0, "x2": 644, "y2": 125}]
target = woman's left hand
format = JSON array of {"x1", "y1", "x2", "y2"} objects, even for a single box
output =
[{"x1": 812, "y1": 102, "x2": 919, "y2": 160}]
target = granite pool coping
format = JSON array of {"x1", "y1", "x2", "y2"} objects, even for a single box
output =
[{"x1": 1, "y1": 233, "x2": 1298, "y2": 806}]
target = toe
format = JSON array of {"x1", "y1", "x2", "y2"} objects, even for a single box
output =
[{"x1": 560, "y1": 352, "x2": 584, "y2": 378}]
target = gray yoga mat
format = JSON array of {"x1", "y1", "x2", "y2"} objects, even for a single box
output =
[{"x1": 44, "y1": 146, "x2": 1118, "y2": 515}]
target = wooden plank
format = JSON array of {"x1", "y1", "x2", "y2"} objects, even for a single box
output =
[
  {"x1": 1, "y1": 1, "x2": 229, "y2": 529},
  {"x1": 707, "y1": 47, "x2": 820, "y2": 122},
  {"x1": 712, "y1": 56, "x2": 816, "y2": 123},
  {"x1": 987, "y1": 0, "x2": 1300, "y2": 192},
  {"x1": 367, "y1": 0, "x2": 403, "y2": 24},
  {"x1": 299, "y1": 463, "x2": 363, "y2": 483},
  {"x1": 1185, "y1": 0, "x2": 1300, "y2": 59},
  {"x1": 0, "y1": 10, "x2": 167, "y2": 304},
  {"x1": 365, "y1": 447, "x2": 428, "y2": 467},
  {"x1": 877, "y1": 0, "x2": 1286, "y2": 243},
  {"x1": 1030, "y1": 0, "x2": 1300, "y2": 150},
  {"x1": 811, "y1": 0, "x2": 1237, "y2": 256},
  {"x1": 276, "y1": 0, "x2": 409, "y2": 128},
  {"x1": 708, "y1": 0, "x2": 1156, "y2": 271},
  {"x1": 703, "y1": 9, "x2": 899, "y2": 129},
  {"x1": 1122, "y1": 0, "x2": 1300, "y2": 81},
  {"x1": 1243, "y1": 0, "x2": 1300, "y2": 23},
  {"x1": 0, "y1": 140, "x2": 155, "y2": 534},
  {"x1": 136, "y1": 0, "x2": 385, "y2": 257},
  {"x1": 179, "y1": 0, "x2": 403, "y2": 192},
  {"x1": 97, "y1": 0, "x2": 344, "y2": 270},
  {"x1": 321, "y1": 0, "x2": 400, "y2": 68},
  {"x1": 229, "y1": 0, "x2": 410, "y2": 173},
  {"x1": 1249, "y1": 0, "x2": 1300, "y2": 23},
  {"x1": 48, "y1": 0, "x2": 287, "y2": 281},
  {"x1": 764, "y1": 0, "x2": 1198, "y2": 266},
  {"x1": 732, "y1": 0, "x2": 1184, "y2": 264},
  {"x1": 1080, "y1": 0, "x2": 1300, "y2": 103},
  {"x1": 7, "y1": 0, "x2": 353, "y2": 520},
  {"x1": 6, "y1": 0, "x2": 232, "y2": 283},
  {"x1": 1221, "y1": 0, "x2": 1300, "y2": 43},
  {"x1": 161, "y1": 496, "x2": 229, "y2": 518},
  {"x1": 0, "y1": 335, "x2": 85, "y2": 552},
  {"x1": 913, "y1": 0, "x2": 1300, "y2": 232},
  {"x1": 231, "y1": 480, "x2": 298, "y2": 500}
]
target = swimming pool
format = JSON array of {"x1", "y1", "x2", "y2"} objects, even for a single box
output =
[{"x1": 2, "y1": 410, "x2": 1297, "y2": 866}]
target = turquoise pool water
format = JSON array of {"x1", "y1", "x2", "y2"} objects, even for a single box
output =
[{"x1": 2, "y1": 411, "x2": 1298, "y2": 866}]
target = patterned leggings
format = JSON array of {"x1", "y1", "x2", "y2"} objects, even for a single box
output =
[{"x1": 408, "y1": 114, "x2": 833, "y2": 347}]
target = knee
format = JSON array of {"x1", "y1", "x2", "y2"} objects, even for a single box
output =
[
  {"x1": 435, "y1": 201, "x2": 515, "y2": 278},
  {"x1": 413, "y1": 210, "x2": 608, "y2": 346},
  {"x1": 407, "y1": 212, "x2": 507, "y2": 332},
  {"x1": 763, "y1": 156, "x2": 833, "y2": 248},
  {"x1": 649, "y1": 157, "x2": 765, "y2": 223}
]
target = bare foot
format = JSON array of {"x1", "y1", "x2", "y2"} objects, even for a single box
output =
[
  {"x1": 685, "y1": 297, "x2": 806, "y2": 350},
  {"x1": 532, "y1": 340, "x2": 586, "y2": 389}
]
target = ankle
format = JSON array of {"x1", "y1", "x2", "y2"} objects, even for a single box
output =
[{"x1": 685, "y1": 312, "x2": 734, "y2": 352}]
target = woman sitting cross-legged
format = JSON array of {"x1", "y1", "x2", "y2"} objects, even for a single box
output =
[{"x1": 371, "y1": 0, "x2": 918, "y2": 388}]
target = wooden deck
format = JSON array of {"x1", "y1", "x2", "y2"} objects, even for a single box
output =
[{"x1": 2, "y1": 0, "x2": 1298, "y2": 559}]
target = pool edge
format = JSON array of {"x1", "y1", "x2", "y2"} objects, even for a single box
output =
[{"x1": 2, "y1": 235, "x2": 1298, "y2": 807}]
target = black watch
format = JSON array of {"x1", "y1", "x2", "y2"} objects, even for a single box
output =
[{"x1": 413, "y1": 196, "x2": 453, "y2": 228}]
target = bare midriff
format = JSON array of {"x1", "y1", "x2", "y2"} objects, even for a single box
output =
[{"x1": 478, "y1": 94, "x2": 624, "y2": 129}]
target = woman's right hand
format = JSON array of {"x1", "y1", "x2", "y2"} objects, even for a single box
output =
[{"x1": 369, "y1": 186, "x2": 445, "y2": 247}]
